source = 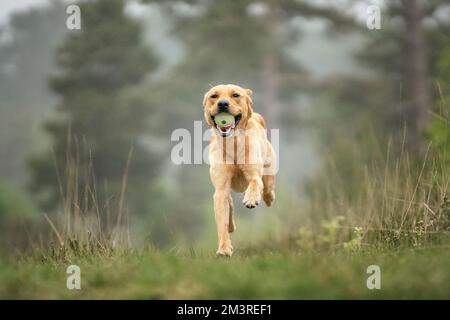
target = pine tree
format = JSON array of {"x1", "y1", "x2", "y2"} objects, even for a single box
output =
[
  {"x1": 358, "y1": 0, "x2": 450, "y2": 152},
  {"x1": 29, "y1": 0, "x2": 160, "y2": 210}
]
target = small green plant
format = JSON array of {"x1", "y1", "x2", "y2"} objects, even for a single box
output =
[
  {"x1": 296, "y1": 216, "x2": 351, "y2": 252},
  {"x1": 296, "y1": 227, "x2": 314, "y2": 253},
  {"x1": 343, "y1": 227, "x2": 364, "y2": 253},
  {"x1": 318, "y1": 216, "x2": 345, "y2": 247}
]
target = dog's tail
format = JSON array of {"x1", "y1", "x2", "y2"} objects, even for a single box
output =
[{"x1": 253, "y1": 112, "x2": 266, "y2": 128}]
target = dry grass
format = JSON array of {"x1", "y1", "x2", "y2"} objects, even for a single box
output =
[
  {"x1": 294, "y1": 84, "x2": 450, "y2": 250},
  {"x1": 41, "y1": 135, "x2": 134, "y2": 261}
]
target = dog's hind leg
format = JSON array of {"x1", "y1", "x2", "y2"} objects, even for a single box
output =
[
  {"x1": 262, "y1": 175, "x2": 276, "y2": 207},
  {"x1": 228, "y1": 195, "x2": 236, "y2": 233}
]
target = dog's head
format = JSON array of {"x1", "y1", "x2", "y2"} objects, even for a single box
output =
[{"x1": 203, "y1": 84, "x2": 253, "y2": 137}]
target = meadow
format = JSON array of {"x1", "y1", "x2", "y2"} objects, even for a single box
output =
[
  {"x1": 1, "y1": 248, "x2": 449, "y2": 299},
  {"x1": 1, "y1": 134, "x2": 449, "y2": 300}
]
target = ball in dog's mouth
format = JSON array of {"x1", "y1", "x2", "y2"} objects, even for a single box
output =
[{"x1": 212, "y1": 113, "x2": 242, "y2": 137}]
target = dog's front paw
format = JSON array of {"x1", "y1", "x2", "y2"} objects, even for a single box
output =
[
  {"x1": 243, "y1": 191, "x2": 261, "y2": 209},
  {"x1": 216, "y1": 244, "x2": 233, "y2": 257}
]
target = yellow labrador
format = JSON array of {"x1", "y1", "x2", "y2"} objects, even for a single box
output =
[{"x1": 203, "y1": 84, "x2": 276, "y2": 256}]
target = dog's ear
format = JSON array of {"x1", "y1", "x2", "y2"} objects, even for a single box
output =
[
  {"x1": 240, "y1": 88, "x2": 254, "y2": 127},
  {"x1": 203, "y1": 91, "x2": 215, "y2": 126},
  {"x1": 202, "y1": 91, "x2": 209, "y2": 108},
  {"x1": 245, "y1": 88, "x2": 253, "y2": 112}
]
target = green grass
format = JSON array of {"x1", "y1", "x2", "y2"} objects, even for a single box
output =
[{"x1": 1, "y1": 247, "x2": 449, "y2": 299}]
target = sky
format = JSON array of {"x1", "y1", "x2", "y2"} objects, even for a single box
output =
[{"x1": 0, "y1": 0, "x2": 50, "y2": 24}]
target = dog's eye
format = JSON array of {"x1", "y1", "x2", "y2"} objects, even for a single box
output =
[
  {"x1": 210, "y1": 94, "x2": 219, "y2": 99},
  {"x1": 232, "y1": 93, "x2": 240, "y2": 98}
]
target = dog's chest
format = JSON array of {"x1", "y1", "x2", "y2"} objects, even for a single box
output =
[{"x1": 219, "y1": 135, "x2": 257, "y2": 165}]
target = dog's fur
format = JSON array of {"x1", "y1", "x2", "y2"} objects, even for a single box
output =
[{"x1": 203, "y1": 84, "x2": 276, "y2": 256}]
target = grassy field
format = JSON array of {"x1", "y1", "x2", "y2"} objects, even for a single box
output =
[
  {"x1": 2, "y1": 121, "x2": 449, "y2": 300},
  {"x1": 1, "y1": 247, "x2": 449, "y2": 299}
]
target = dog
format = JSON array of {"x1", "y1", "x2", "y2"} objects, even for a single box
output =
[{"x1": 203, "y1": 84, "x2": 277, "y2": 256}]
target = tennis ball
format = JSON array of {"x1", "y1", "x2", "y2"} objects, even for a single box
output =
[{"x1": 215, "y1": 113, "x2": 235, "y2": 127}]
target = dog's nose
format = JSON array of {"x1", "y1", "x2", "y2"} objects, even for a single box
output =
[{"x1": 217, "y1": 100, "x2": 229, "y2": 112}]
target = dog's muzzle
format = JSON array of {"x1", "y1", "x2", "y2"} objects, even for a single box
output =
[{"x1": 211, "y1": 113, "x2": 242, "y2": 137}]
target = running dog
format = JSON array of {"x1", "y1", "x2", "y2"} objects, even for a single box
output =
[{"x1": 203, "y1": 84, "x2": 277, "y2": 256}]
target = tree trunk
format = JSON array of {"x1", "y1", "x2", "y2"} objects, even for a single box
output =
[
  {"x1": 260, "y1": 0, "x2": 280, "y2": 128},
  {"x1": 402, "y1": 0, "x2": 430, "y2": 153}
]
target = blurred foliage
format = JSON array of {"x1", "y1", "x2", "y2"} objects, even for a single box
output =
[
  {"x1": 29, "y1": 0, "x2": 162, "y2": 212},
  {"x1": 0, "y1": 0, "x2": 449, "y2": 252},
  {"x1": 307, "y1": 0, "x2": 450, "y2": 220},
  {"x1": 0, "y1": 182, "x2": 35, "y2": 220},
  {"x1": 0, "y1": 181, "x2": 37, "y2": 253},
  {"x1": 355, "y1": 0, "x2": 450, "y2": 151},
  {"x1": 139, "y1": 0, "x2": 308, "y2": 129},
  {"x1": 427, "y1": 47, "x2": 450, "y2": 167}
]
